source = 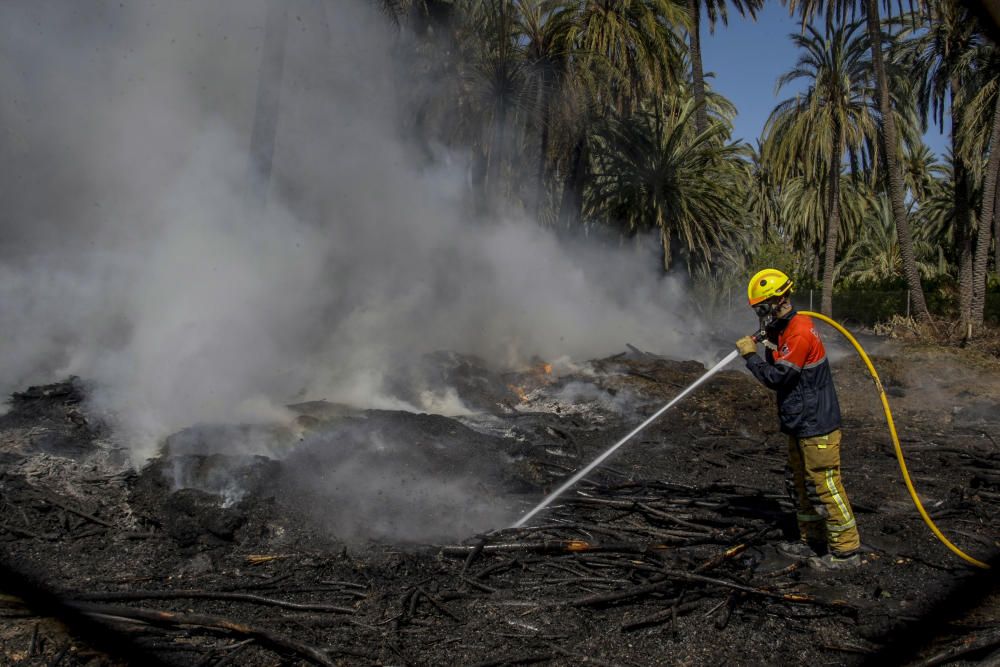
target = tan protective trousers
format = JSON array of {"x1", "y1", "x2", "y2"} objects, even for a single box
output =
[{"x1": 786, "y1": 429, "x2": 861, "y2": 554}]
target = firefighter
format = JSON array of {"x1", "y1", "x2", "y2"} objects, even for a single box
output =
[{"x1": 735, "y1": 269, "x2": 861, "y2": 570}]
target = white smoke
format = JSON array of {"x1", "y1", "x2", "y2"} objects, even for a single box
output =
[{"x1": 0, "y1": 0, "x2": 703, "y2": 461}]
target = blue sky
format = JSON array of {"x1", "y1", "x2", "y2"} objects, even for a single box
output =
[{"x1": 701, "y1": 2, "x2": 949, "y2": 158}]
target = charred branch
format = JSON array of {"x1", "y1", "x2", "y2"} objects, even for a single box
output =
[
  {"x1": 70, "y1": 590, "x2": 356, "y2": 614},
  {"x1": 68, "y1": 602, "x2": 338, "y2": 666}
]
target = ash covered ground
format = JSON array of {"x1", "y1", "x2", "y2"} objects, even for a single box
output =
[{"x1": 0, "y1": 341, "x2": 998, "y2": 666}]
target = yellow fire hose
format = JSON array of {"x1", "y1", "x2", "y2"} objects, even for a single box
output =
[{"x1": 800, "y1": 311, "x2": 990, "y2": 570}]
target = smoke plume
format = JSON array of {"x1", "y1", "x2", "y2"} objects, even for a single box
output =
[{"x1": 0, "y1": 0, "x2": 703, "y2": 464}]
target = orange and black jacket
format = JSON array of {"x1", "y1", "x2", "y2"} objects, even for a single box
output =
[{"x1": 743, "y1": 309, "x2": 842, "y2": 438}]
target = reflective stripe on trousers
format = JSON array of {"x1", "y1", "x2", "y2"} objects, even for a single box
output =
[{"x1": 786, "y1": 429, "x2": 860, "y2": 554}]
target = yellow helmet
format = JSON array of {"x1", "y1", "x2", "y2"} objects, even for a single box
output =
[{"x1": 747, "y1": 268, "x2": 793, "y2": 306}]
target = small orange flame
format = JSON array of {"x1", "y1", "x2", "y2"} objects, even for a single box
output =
[
  {"x1": 508, "y1": 360, "x2": 554, "y2": 403},
  {"x1": 508, "y1": 384, "x2": 530, "y2": 403}
]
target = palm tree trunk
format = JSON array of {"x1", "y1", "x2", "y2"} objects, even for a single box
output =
[
  {"x1": 956, "y1": 215, "x2": 974, "y2": 330},
  {"x1": 487, "y1": 100, "x2": 509, "y2": 210},
  {"x1": 994, "y1": 176, "x2": 1000, "y2": 279},
  {"x1": 535, "y1": 72, "x2": 553, "y2": 222},
  {"x1": 971, "y1": 89, "x2": 1000, "y2": 327},
  {"x1": 821, "y1": 125, "x2": 842, "y2": 317},
  {"x1": 661, "y1": 226, "x2": 672, "y2": 273},
  {"x1": 864, "y1": 0, "x2": 931, "y2": 322},
  {"x1": 470, "y1": 147, "x2": 489, "y2": 215},
  {"x1": 486, "y1": 1, "x2": 512, "y2": 212},
  {"x1": 761, "y1": 194, "x2": 771, "y2": 241},
  {"x1": 953, "y1": 79, "x2": 974, "y2": 330},
  {"x1": 558, "y1": 135, "x2": 586, "y2": 229},
  {"x1": 687, "y1": 0, "x2": 708, "y2": 135},
  {"x1": 247, "y1": 0, "x2": 288, "y2": 206}
]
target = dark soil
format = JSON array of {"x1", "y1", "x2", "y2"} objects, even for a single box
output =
[{"x1": 0, "y1": 344, "x2": 998, "y2": 666}]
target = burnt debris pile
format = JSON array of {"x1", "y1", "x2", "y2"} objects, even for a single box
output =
[{"x1": 0, "y1": 349, "x2": 998, "y2": 666}]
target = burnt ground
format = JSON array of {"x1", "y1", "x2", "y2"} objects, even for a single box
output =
[{"x1": 0, "y1": 341, "x2": 998, "y2": 666}]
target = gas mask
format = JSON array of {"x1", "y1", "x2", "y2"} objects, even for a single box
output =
[
  {"x1": 753, "y1": 301, "x2": 777, "y2": 320},
  {"x1": 753, "y1": 301, "x2": 778, "y2": 331},
  {"x1": 753, "y1": 299, "x2": 783, "y2": 347}
]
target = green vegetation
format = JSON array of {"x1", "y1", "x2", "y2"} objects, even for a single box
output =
[{"x1": 381, "y1": 0, "x2": 1000, "y2": 334}]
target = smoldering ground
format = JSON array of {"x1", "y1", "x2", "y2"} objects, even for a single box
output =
[{"x1": 1, "y1": 0, "x2": 706, "y2": 539}]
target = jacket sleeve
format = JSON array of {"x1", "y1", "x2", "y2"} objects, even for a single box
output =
[{"x1": 744, "y1": 332, "x2": 809, "y2": 390}]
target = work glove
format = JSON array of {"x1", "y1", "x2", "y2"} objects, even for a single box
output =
[{"x1": 736, "y1": 336, "x2": 757, "y2": 358}]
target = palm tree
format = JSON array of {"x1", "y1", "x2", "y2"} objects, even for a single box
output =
[
  {"x1": 839, "y1": 194, "x2": 949, "y2": 286},
  {"x1": 399, "y1": 1, "x2": 544, "y2": 212},
  {"x1": 897, "y1": 0, "x2": 981, "y2": 329},
  {"x1": 955, "y1": 25, "x2": 1000, "y2": 328},
  {"x1": 515, "y1": 0, "x2": 577, "y2": 220},
  {"x1": 392, "y1": 1, "x2": 499, "y2": 182},
  {"x1": 746, "y1": 141, "x2": 782, "y2": 241},
  {"x1": 778, "y1": 172, "x2": 872, "y2": 278},
  {"x1": 778, "y1": 175, "x2": 826, "y2": 277},
  {"x1": 970, "y1": 86, "x2": 1000, "y2": 327},
  {"x1": 565, "y1": 0, "x2": 688, "y2": 110},
  {"x1": 765, "y1": 21, "x2": 876, "y2": 316},
  {"x1": 911, "y1": 154, "x2": 956, "y2": 253},
  {"x1": 556, "y1": 0, "x2": 690, "y2": 228},
  {"x1": 901, "y1": 142, "x2": 941, "y2": 205},
  {"x1": 960, "y1": 52, "x2": 1000, "y2": 282},
  {"x1": 784, "y1": 0, "x2": 933, "y2": 322},
  {"x1": 587, "y1": 101, "x2": 746, "y2": 272},
  {"x1": 687, "y1": 0, "x2": 764, "y2": 134},
  {"x1": 465, "y1": 1, "x2": 534, "y2": 209}
]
